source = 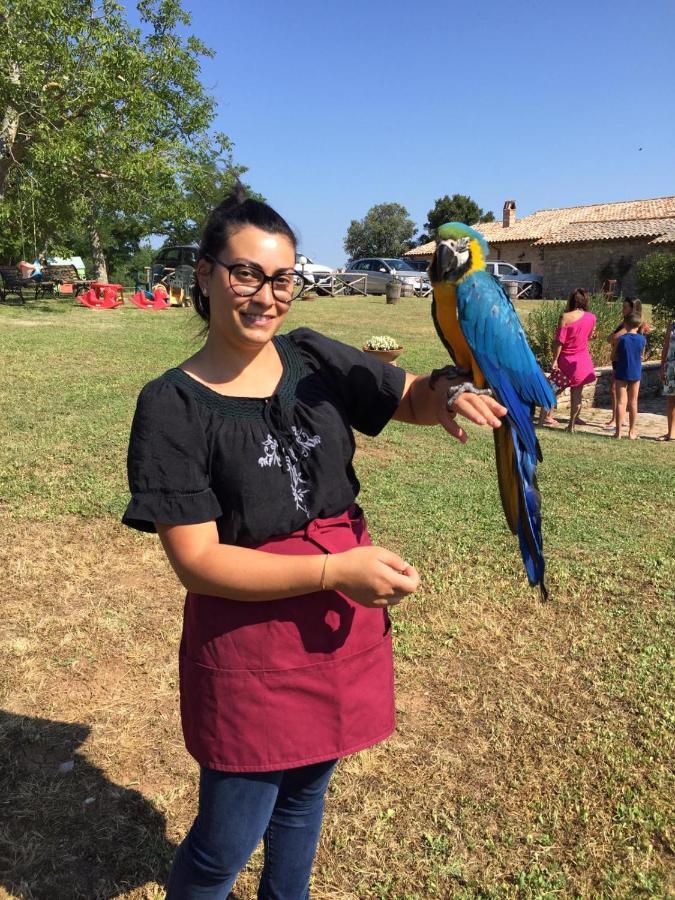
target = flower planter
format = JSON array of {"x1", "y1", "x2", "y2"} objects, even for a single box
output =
[{"x1": 362, "y1": 347, "x2": 403, "y2": 365}]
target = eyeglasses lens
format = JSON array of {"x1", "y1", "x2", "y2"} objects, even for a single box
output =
[{"x1": 228, "y1": 265, "x2": 305, "y2": 304}]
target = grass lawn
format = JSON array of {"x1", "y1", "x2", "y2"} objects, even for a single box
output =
[{"x1": 0, "y1": 296, "x2": 673, "y2": 899}]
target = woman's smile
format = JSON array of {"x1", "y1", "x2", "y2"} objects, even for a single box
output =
[{"x1": 239, "y1": 306, "x2": 278, "y2": 328}]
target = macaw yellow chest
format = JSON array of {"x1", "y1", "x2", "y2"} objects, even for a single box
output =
[{"x1": 434, "y1": 282, "x2": 473, "y2": 368}]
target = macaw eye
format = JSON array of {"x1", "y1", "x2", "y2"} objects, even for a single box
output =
[{"x1": 456, "y1": 238, "x2": 470, "y2": 252}]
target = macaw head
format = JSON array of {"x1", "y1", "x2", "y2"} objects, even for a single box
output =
[{"x1": 429, "y1": 222, "x2": 489, "y2": 283}]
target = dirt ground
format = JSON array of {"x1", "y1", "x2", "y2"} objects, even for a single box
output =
[{"x1": 543, "y1": 391, "x2": 672, "y2": 440}]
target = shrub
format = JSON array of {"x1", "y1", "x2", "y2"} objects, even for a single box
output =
[
  {"x1": 635, "y1": 253, "x2": 675, "y2": 325},
  {"x1": 524, "y1": 294, "x2": 626, "y2": 369}
]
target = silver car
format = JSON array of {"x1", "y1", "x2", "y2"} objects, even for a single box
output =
[{"x1": 339, "y1": 257, "x2": 430, "y2": 295}]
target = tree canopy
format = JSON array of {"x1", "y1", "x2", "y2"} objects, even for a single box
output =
[
  {"x1": 636, "y1": 252, "x2": 675, "y2": 323},
  {"x1": 344, "y1": 203, "x2": 417, "y2": 260},
  {"x1": 418, "y1": 194, "x2": 495, "y2": 244},
  {"x1": 0, "y1": 0, "x2": 248, "y2": 279}
]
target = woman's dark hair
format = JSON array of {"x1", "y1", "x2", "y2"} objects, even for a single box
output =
[
  {"x1": 566, "y1": 288, "x2": 589, "y2": 311},
  {"x1": 623, "y1": 297, "x2": 642, "y2": 317},
  {"x1": 192, "y1": 182, "x2": 297, "y2": 324}
]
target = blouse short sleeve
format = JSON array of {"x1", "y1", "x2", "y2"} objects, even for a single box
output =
[
  {"x1": 289, "y1": 327, "x2": 406, "y2": 436},
  {"x1": 555, "y1": 325, "x2": 568, "y2": 345},
  {"x1": 122, "y1": 377, "x2": 223, "y2": 533}
]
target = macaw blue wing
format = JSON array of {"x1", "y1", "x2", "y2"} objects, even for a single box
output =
[
  {"x1": 456, "y1": 270, "x2": 555, "y2": 598},
  {"x1": 456, "y1": 270, "x2": 555, "y2": 457}
]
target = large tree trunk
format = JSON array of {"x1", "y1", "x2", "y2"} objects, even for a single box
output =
[
  {"x1": 0, "y1": 61, "x2": 23, "y2": 200},
  {"x1": 89, "y1": 228, "x2": 108, "y2": 282}
]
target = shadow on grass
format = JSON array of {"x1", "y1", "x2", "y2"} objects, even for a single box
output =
[
  {"x1": 0, "y1": 710, "x2": 175, "y2": 898},
  {"x1": 24, "y1": 299, "x2": 73, "y2": 314},
  {"x1": 0, "y1": 298, "x2": 72, "y2": 313}
]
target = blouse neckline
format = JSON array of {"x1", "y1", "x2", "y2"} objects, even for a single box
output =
[{"x1": 164, "y1": 333, "x2": 306, "y2": 419}]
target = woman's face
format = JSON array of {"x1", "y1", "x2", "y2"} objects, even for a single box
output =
[
  {"x1": 198, "y1": 225, "x2": 296, "y2": 351},
  {"x1": 622, "y1": 300, "x2": 633, "y2": 317}
]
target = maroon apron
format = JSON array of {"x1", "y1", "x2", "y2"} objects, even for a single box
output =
[{"x1": 179, "y1": 506, "x2": 395, "y2": 772}]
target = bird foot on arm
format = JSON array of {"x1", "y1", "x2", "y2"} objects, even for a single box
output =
[
  {"x1": 444, "y1": 381, "x2": 493, "y2": 411},
  {"x1": 428, "y1": 366, "x2": 493, "y2": 411},
  {"x1": 428, "y1": 365, "x2": 471, "y2": 389}
]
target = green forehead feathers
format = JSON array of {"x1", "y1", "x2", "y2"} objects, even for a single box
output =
[{"x1": 437, "y1": 221, "x2": 489, "y2": 256}]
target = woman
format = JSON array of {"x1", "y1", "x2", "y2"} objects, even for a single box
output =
[
  {"x1": 122, "y1": 187, "x2": 506, "y2": 898},
  {"x1": 604, "y1": 298, "x2": 645, "y2": 430},
  {"x1": 541, "y1": 289, "x2": 597, "y2": 432},
  {"x1": 17, "y1": 257, "x2": 44, "y2": 280},
  {"x1": 658, "y1": 317, "x2": 675, "y2": 441}
]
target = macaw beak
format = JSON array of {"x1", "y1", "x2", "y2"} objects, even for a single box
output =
[{"x1": 429, "y1": 242, "x2": 458, "y2": 283}]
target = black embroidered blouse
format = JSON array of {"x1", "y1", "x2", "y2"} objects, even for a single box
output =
[{"x1": 122, "y1": 327, "x2": 406, "y2": 546}]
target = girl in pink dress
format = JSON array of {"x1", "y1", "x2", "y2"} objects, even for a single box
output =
[{"x1": 546, "y1": 289, "x2": 597, "y2": 432}]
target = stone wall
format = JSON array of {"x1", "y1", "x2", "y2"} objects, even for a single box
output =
[
  {"x1": 487, "y1": 240, "x2": 542, "y2": 275},
  {"x1": 554, "y1": 361, "x2": 662, "y2": 410},
  {"x1": 489, "y1": 239, "x2": 675, "y2": 300},
  {"x1": 541, "y1": 239, "x2": 658, "y2": 298}
]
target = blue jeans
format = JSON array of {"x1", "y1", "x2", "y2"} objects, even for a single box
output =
[{"x1": 166, "y1": 760, "x2": 337, "y2": 899}]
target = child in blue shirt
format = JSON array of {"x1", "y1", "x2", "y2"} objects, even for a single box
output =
[{"x1": 612, "y1": 312, "x2": 647, "y2": 440}]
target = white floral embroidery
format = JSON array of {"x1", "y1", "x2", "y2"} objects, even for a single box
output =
[
  {"x1": 258, "y1": 435, "x2": 281, "y2": 468},
  {"x1": 257, "y1": 428, "x2": 321, "y2": 514},
  {"x1": 284, "y1": 448, "x2": 311, "y2": 514},
  {"x1": 291, "y1": 426, "x2": 322, "y2": 457}
]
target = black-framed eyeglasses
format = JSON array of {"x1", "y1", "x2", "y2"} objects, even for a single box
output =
[{"x1": 206, "y1": 255, "x2": 308, "y2": 304}]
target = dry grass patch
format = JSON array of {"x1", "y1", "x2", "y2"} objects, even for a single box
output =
[{"x1": 1, "y1": 514, "x2": 672, "y2": 899}]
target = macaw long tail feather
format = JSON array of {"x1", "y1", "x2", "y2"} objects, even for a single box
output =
[
  {"x1": 494, "y1": 424, "x2": 519, "y2": 535},
  {"x1": 493, "y1": 421, "x2": 548, "y2": 600}
]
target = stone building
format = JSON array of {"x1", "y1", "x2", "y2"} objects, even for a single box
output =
[{"x1": 405, "y1": 196, "x2": 675, "y2": 298}]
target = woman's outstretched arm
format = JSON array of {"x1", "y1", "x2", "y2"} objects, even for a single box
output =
[
  {"x1": 156, "y1": 520, "x2": 419, "y2": 608},
  {"x1": 393, "y1": 372, "x2": 506, "y2": 444}
]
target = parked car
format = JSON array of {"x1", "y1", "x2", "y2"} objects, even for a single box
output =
[
  {"x1": 295, "y1": 254, "x2": 333, "y2": 292},
  {"x1": 339, "y1": 257, "x2": 430, "y2": 295},
  {"x1": 404, "y1": 258, "x2": 430, "y2": 273},
  {"x1": 485, "y1": 260, "x2": 543, "y2": 299},
  {"x1": 149, "y1": 244, "x2": 198, "y2": 291}
]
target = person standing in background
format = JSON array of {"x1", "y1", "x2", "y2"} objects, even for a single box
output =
[
  {"x1": 604, "y1": 298, "x2": 646, "y2": 431},
  {"x1": 657, "y1": 318, "x2": 675, "y2": 441},
  {"x1": 541, "y1": 289, "x2": 597, "y2": 432},
  {"x1": 612, "y1": 313, "x2": 647, "y2": 440}
]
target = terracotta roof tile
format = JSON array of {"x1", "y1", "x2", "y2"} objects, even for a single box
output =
[
  {"x1": 650, "y1": 230, "x2": 675, "y2": 245},
  {"x1": 535, "y1": 217, "x2": 675, "y2": 245},
  {"x1": 405, "y1": 196, "x2": 675, "y2": 255}
]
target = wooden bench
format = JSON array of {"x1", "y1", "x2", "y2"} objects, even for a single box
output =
[
  {"x1": 0, "y1": 266, "x2": 45, "y2": 303},
  {"x1": 42, "y1": 264, "x2": 91, "y2": 296}
]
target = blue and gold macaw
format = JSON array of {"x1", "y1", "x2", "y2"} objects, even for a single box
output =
[{"x1": 429, "y1": 222, "x2": 556, "y2": 599}]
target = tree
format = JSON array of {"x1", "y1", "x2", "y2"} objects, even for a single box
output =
[
  {"x1": 418, "y1": 194, "x2": 495, "y2": 244},
  {"x1": 0, "y1": 0, "x2": 246, "y2": 280},
  {"x1": 636, "y1": 252, "x2": 675, "y2": 323},
  {"x1": 155, "y1": 134, "x2": 259, "y2": 246},
  {"x1": 344, "y1": 203, "x2": 416, "y2": 260}
]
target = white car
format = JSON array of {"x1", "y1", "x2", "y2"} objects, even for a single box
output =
[
  {"x1": 295, "y1": 254, "x2": 333, "y2": 293},
  {"x1": 485, "y1": 261, "x2": 543, "y2": 299},
  {"x1": 340, "y1": 257, "x2": 430, "y2": 295}
]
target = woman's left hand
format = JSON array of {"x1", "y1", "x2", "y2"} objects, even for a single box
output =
[{"x1": 433, "y1": 378, "x2": 507, "y2": 443}]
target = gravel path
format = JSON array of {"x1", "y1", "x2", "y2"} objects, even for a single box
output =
[{"x1": 541, "y1": 394, "x2": 672, "y2": 441}]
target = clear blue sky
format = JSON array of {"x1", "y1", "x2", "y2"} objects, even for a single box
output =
[{"x1": 135, "y1": 0, "x2": 674, "y2": 266}]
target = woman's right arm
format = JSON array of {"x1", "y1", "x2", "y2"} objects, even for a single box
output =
[
  {"x1": 156, "y1": 520, "x2": 419, "y2": 608},
  {"x1": 551, "y1": 315, "x2": 565, "y2": 369},
  {"x1": 661, "y1": 323, "x2": 674, "y2": 380}
]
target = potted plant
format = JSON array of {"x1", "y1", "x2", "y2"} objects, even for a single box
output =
[{"x1": 362, "y1": 334, "x2": 404, "y2": 364}]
